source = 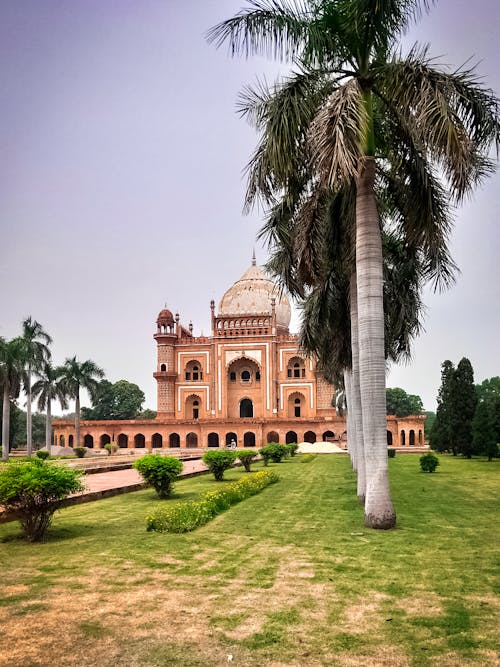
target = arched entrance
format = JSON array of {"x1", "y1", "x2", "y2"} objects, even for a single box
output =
[
  {"x1": 100, "y1": 434, "x2": 111, "y2": 448},
  {"x1": 186, "y1": 432, "x2": 198, "y2": 448},
  {"x1": 117, "y1": 433, "x2": 128, "y2": 448},
  {"x1": 240, "y1": 398, "x2": 253, "y2": 418},
  {"x1": 401, "y1": 430, "x2": 406, "y2": 446},
  {"x1": 68, "y1": 435, "x2": 74, "y2": 447},
  {"x1": 286, "y1": 431, "x2": 298, "y2": 444},
  {"x1": 409, "y1": 430, "x2": 415, "y2": 446},
  {"x1": 226, "y1": 432, "x2": 237, "y2": 447},
  {"x1": 169, "y1": 433, "x2": 180, "y2": 448},
  {"x1": 304, "y1": 431, "x2": 316, "y2": 443},
  {"x1": 322, "y1": 430, "x2": 335, "y2": 442},
  {"x1": 207, "y1": 432, "x2": 219, "y2": 448},
  {"x1": 267, "y1": 431, "x2": 279, "y2": 443},
  {"x1": 152, "y1": 433, "x2": 162, "y2": 448},
  {"x1": 134, "y1": 434, "x2": 145, "y2": 448},
  {"x1": 244, "y1": 432, "x2": 256, "y2": 447},
  {"x1": 83, "y1": 434, "x2": 93, "y2": 448}
]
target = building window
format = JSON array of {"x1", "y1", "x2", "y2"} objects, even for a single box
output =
[
  {"x1": 160, "y1": 363, "x2": 166, "y2": 372},
  {"x1": 294, "y1": 398, "x2": 301, "y2": 418},
  {"x1": 193, "y1": 400, "x2": 199, "y2": 419},
  {"x1": 185, "y1": 360, "x2": 203, "y2": 381},
  {"x1": 256, "y1": 371, "x2": 261, "y2": 381},
  {"x1": 241, "y1": 370, "x2": 251, "y2": 382},
  {"x1": 230, "y1": 371, "x2": 236, "y2": 382},
  {"x1": 287, "y1": 357, "x2": 306, "y2": 379}
]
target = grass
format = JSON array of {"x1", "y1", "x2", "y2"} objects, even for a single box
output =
[{"x1": 0, "y1": 454, "x2": 498, "y2": 666}]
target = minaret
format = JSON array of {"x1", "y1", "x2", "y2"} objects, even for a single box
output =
[{"x1": 153, "y1": 308, "x2": 177, "y2": 418}]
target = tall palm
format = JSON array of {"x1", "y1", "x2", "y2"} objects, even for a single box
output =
[
  {"x1": 59, "y1": 357, "x2": 104, "y2": 448},
  {"x1": 0, "y1": 337, "x2": 28, "y2": 462},
  {"x1": 20, "y1": 317, "x2": 52, "y2": 456},
  {"x1": 209, "y1": 1, "x2": 499, "y2": 528},
  {"x1": 32, "y1": 362, "x2": 68, "y2": 451}
]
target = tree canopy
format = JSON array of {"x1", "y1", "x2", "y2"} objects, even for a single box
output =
[
  {"x1": 81, "y1": 380, "x2": 145, "y2": 420},
  {"x1": 386, "y1": 388, "x2": 423, "y2": 417}
]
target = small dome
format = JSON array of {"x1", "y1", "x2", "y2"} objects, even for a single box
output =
[
  {"x1": 157, "y1": 308, "x2": 174, "y2": 326},
  {"x1": 219, "y1": 261, "x2": 291, "y2": 329}
]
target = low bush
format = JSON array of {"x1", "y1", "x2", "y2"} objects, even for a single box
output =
[
  {"x1": 0, "y1": 460, "x2": 84, "y2": 542},
  {"x1": 104, "y1": 443, "x2": 118, "y2": 456},
  {"x1": 146, "y1": 470, "x2": 279, "y2": 533},
  {"x1": 133, "y1": 454, "x2": 183, "y2": 498},
  {"x1": 388, "y1": 448, "x2": 396, "y2": 458},
  {"x1": 300, "y1": 453, "x2": 317, "y2": 463},
  {"x1": 286, "y1": 443, "x2": 299, "y2": 457},
  {"x1": 202, "y1": 450, "x2": 237, "y2": 481},
  {"x1": 260, "y1": 443, "x2": 288, "y2": 464},
  {"x1": 74, "y1": 447, "x2": 87, "y2": 458},
  {"x1": 35, "y1": 450, "x2": 50, "y2": 461},
  {"x1": 420, "y1": 452, "x2": 439, "y2": 473},
  {"x1": 237, "y1": 450, "x2": 257, "y2": 472}
]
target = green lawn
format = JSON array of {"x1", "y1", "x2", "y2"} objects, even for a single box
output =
[{"x1": 0, "y1": 455, "x2": 498, "y2": 666}]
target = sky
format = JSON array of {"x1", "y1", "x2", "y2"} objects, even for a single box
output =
[{"x1": 1, "y1": 0, "x2": 499, "y2": 413}]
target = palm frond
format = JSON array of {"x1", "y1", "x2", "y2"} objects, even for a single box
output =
[{"x1": 308, "y1": 79, "x2": 366, "y2": 188}]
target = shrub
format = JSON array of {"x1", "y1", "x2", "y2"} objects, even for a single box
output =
[
  {"x1": 74, "y1": 447, "x2": 87, "y2": 458},
  {"x1": 133, "y1": 454, "x2": 183, "y2": 499},
  {"x1": 261, "y1": 443, "x2": 287, "y2": 463},
  {"x1": 202, "y1": 450, "x2": 237, "y2": 481},
  {"x1": 147, "y1": 470, "x2": 279, "y2": 533},
  {"x1": 35, "y1": 450, "x2": 50, "y2": 461},
  {"x1": 237, "y1": 450, "x2": 257, "y2": 472},
  {"x1": 0, "y1": 460, "x2": 84, "y2": 542},
  {"x1": 104, "y1": 443, "x2": 118, "y2": 456},
  {"x1": 286, "y1": 443, "x2": 299, "y2": 457},
  {"x1": 420, "y1": 452, "x2": 440, "y2": 473},
  {"x1": 300, "y1": 453, "x2": 317, "y2": 463},
  {"x1": 388, "y1": 448, "x2": 396, "y2": 458}
]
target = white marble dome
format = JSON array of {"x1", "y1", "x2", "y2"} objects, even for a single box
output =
[{"x1": 219, "y1": 260, "x2": 291, "y2": 329}]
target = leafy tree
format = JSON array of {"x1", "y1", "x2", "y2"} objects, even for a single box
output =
[
  {"x1": 59, "y1": 357, "x2": 105, "y2": 447},
  {"x1": 32, "y1": 362, "x2": 68, "y2": 451},
  {"x1": 420, "y1": 453, "x2": 439, "y2": 473},
  {"x1": 0, "y1": 337, "x2": 27, "y2": 461},
  {"x1": 450, "y1": 358, "x2": 477, "y2": 458},
  {"x1": 134, "y1": 454, "x2": 183, "y2": 498},
  {"x1": 209, "y1": 0, "x2": 499, "y2": 528},
  {"x1": 81, "y1": 379, "x2": 145, "y2": 420},
  {"x1": 237, "y1": 450, "x2": 258, "y2": 472},
  {"x1": 20, "y1": 318, "x2": 52, "y2": 457},
  {"x1": 386, "y1": 388, "x2": 423, "y2": 417},
  {"x1": 0, "y1": 459, "x2": 84, "y2": 541},
  {"x1": 430, "y1": 360, "x2": 455, "y2": 453},
  {"x1": 475, "y1": 377, "x2": 500, "y2": 442},
  {"x1": 472, "y1": 401, "x2": 498, "y2": 461},
  {"x1": 202, "y1": 450, "x2": 237, "y2": 481},
  {"x1": 138, "y1": 409, "x2": 157, "y2": 420}
]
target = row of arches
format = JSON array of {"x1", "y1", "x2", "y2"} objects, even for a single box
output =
[
  {"x1": 58, "y1": 429, "x2": 345, "y2": 449},
  {"x1": 387, "y1": 429, "x2": 424, "y2": 446}
]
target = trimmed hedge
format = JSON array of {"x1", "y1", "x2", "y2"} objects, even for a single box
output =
[
  {"x1": 300, "y1": 453, "x2": 317, "y2": 463},
  {"x1": 237, "y1": 450, "x2": 258, "y2": 472},
  {"x1": 146, "y1": 470, "x2": 279, "y2": 533},
  {"x1": 420, "y1": 452, "x2": 439, "y2": 473},
  {"x1": 260, "y1": 443, "x2": 288, "y2": 465},
  {"x1": 134, "y1": 454, "x2": 183, "y2": 498},
  {"x1": 202, "y1": 450, "x2": 237, "y2": 481}
]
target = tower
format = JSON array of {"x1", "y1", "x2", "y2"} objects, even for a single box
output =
[{"x1": 153, "y1": 308, "x2": 177, "y2": 418}]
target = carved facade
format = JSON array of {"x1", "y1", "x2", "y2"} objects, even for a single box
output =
[{"x1": 53, "y1": 259, "x2": 425, "y2": 450}]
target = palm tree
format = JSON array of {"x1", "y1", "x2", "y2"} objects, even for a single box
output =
[
  {"x1": 59, "y1": 357, "x2": 104, "y2": 448},
  {"x1": 20, "y1": 317, "x2": 52, "y2": 456},
  {"x1": 209, "y1": 1, "x2": 499, "y2": 528},
  {"x1": 32, "y1": 362, "x2": 68, "y2": 452},
  {"x1": 0, "y1": 337, "x2": 27, "y2": 462}
]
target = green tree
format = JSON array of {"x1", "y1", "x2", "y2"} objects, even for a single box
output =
[
  {"x1": 20, "y1": 318, "x2": 52, "y2": 457},
  {"x1": 430, "y1": 360, "x2": 455, "y2": 453},
  {"x1": 386, "y1": 388, "x2": 423, "y2": 417},
  {"x1": 59, "y1": 357, "x2": 105, "y2": 447},
  {"x1": 32, "y1": 362, "x2": 68, "y2": 450},
  {"x1": 82, "y1": 379, "x2": 145, "y2": 420},
  {"x1": 450, "y1": 358, "x2": 477, "y2": 458},
  {"x1": 209, "y1": 0, "x2": 499, "y2": 528},
  {"x1": 475, "y1": 377, "x2": 500, "y2": 442},
  {"x1": 134, "y1": 455, "x2": 183, "y2": 498},
  {"x1": 472, "y1": 401, "x2": 498, "y2": 461},
  {"x1": 424, "y1": 411, "x2": 436, "y2": 438},
  {"x1": 0, "y1": 337, "x2": 27, "y2": 461}
]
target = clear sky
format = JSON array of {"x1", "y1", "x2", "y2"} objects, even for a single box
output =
[{"x1": 1, "y1": 0, "x2": 499, "y2": 413}]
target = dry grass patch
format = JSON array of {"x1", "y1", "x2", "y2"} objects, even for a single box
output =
[{"x1": 396, "y1": 591, "x2": 444, "y2": 617}]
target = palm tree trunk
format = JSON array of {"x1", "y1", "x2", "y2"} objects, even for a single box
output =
[
  {"x1": 356, "y1": 157, "x2": 396, "y2": 529},
  {"x1": 349, "y1": 271, "x2": 366, "y2": 503},
  {"x1": 75, "y1": 392, "x2": 80, "y2": 448},
  {"x1": 344, "y1": 369, "x2": 356, "y2": 469},
  {"x1": 26, "y1": 366, "x2": 32, "y2": 456},
  {"x1": 2, "y1": 382, "x2": 11, "y2": 462},
  {"x1": 45, "y1": 399, "x2": 52, "y2": 451}
]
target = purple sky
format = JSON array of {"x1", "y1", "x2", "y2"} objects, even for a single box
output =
[{"x1": 1, "y1": 0, "x2": 499, "y2": 413}]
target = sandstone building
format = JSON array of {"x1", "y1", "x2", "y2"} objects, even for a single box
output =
[{"x1": 53, "y1": 259, "x2": 425, "y2": 450}]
